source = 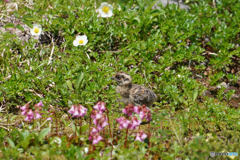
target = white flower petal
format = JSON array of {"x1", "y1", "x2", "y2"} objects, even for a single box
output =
[
  {"x1": 83, "y1": 39, "x2": 88, "y2": 45},
  {"x1": 30, "y1": 29, "x2": 35, "y2": 35},
  {"x1": 97, "y1": 2, "x2": 113, "y2": 18},
  {"x1": 100, "y1": 2, "x2": 108, "y2": 7},
  {"x1": 33, "y1": 24, "x2": 42, "y2": 29},
  {"x1": 81, "y1": 35, "x2": 87, "y2": 41},
  {"x1": 30, "y1": 24, "x2": 42, "y2": 36},
  {"x1": 107, "y1": 12, "x2": 113, "y2": 17},
  {"x1": 73, "y1": 40, "x2": 79, "y2": 46},
  {"x1": 74, "y1": 35, "x2": 88, "y2": 46},
  {"x1": 108, "y1": 4, "x2": 113, "y2": 10},
  {"x1": 75, "y1": 35, "x2": 82, "y2": 41}
]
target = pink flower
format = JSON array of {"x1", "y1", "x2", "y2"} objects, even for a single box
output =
[
  {"x1": 68, "y1": 104, "x2": 87, "y2": 118},
  {"x1": 46, "y1": 117, "x2": 52, "y2": 121},
  {"x1": 135, "y1": 130, "x2": 147, "y2": 142},
  {"x1": 128, "y1": 116, "x2": 141, "y2": 130},
  {"x1": 145, "y1": 110, "x2": 152, "y2": 121},
  {"x1": 35, "y1": 110, "x2": 42, "y2": 119},
  {"x1": 91, "y1": 110, "x2": 102, "y2": 120},
  {"x1": 133, "y1": 106, "x2": 142, "y2": 114},
  {"x1": 90, "y1": 127, "x2": 99, "y2": 135},
  {"x1": 89, "y1": 127, "x2": 103, "y2": 145},
  {"x1": 93, "y1": 115, "x2": 108, "y2": 131},
  {"x1": 27, "y1": 109, "x2": 34, "y2": 117},
  {"x1": 25, "y1": 109, "x2": 34, "y2": 121},
  {"x1": 93, "y1": 101, "x2": 106, "y2": 114},
  {"x1": 25, "y1": 116, "x2": 32, "y2": 121},
  {"x1": 134, "y1": 105, "x2": 150, "y2": 114},
  {"x1": 34, "y1": 101, "x2": 44, "y2": 107},
  {"x1": 134, "y1": 105, "x2": 152, "y2": 121},
  {"x1": 68, "y1": 105, "x2": 76, "y2": 114},
  {"x1": 20, "y1": 104, "x2": 29, "y2": 111},
  {"x1": 122, "y1": 104, "x2": 135, "y2": 117},
  {"x1": 78, "y1": 104, "x2": 87, "y2": 116},
  {"x1": 72, "y1": 107, "x2": 81, "y2": 118},
  {"x1": 139, "y1": 109, "x2": 152, "y2": 121},
  {"x1": 21, "y1": 110, "x2": 28, "y2": 116},
  {"x1": 89, "y1": 133, "x2": 103, "y2": 145},
  {"x1": 116, "y1": 117, "x2": 131, "y2": 129}
]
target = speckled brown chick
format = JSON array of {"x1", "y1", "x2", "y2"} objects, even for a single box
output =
[{"x1": 111, "y1": 71, "x2": 157, "y2": 107}]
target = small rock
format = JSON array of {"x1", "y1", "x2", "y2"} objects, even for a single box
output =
[
  {"x1": 216, "y1": 82, "x2": 228, "y2": 89},
  {"x1": 17, "y1": 124, "x2": 23, "y2": 128},
  {"x1": 152, "y1": 0, "x2": 190, "y2": 10},
  {"x1": 229, "y1": 100, "x2": 240, "y2": 108},
  {"x1": 204, "y1": 37, "x2": 210, "y2": 43},
  {"x1": 202, "y1": 90, "x2": 214, "y2": 98}
]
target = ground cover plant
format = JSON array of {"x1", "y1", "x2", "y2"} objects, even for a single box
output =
[{"x1": 1, "y1": 0, "x2": 240, "y2": 159}]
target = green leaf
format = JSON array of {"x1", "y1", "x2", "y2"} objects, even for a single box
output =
[
  {"x1": 124, "y1": 56, "x2": 137, "y2": 66},
  {"x1": 2, "y1": 32, "x2": 16, "y2": 38},
  {"x1": 13, "y1": 11, "x2": 19, "y2": 19},
  {"x1": 66, "y1": 80, "x2": 74, "y2": 91},
  {"x1": 136, "y1": 0, "x2": 145, "y2": 11},
  {"x1": 72, "y1": 123, "x2": 76, "y2": 132},
  {"x1": 76, "y1": 72, "x2": 84, "y2": 99},
  {"x1": 192, "y1": 89, "x2": 198, "y2": 102},
  {"x1": 80, "y1": 124, "x2": 89, "y2": 134},
  {"x1": 38, "y1": 128, "x2": 50, "y2": 141},
  {"x1": 150, "y1": 9, "x2": 165, "y2": 17},
  {"x1": 7, "y1": 137, "x2": 15, "y2": 148},
  {"x1": 21, "y1": 19, "x2": 33, "y2": 28},
  {"x1": 133, "y1": 16, "x2": 141, "y2": 24},
  {"x1": 144, "y1": 0, "x2": 159, "y2": 13},
  {"x1": 16, "y1": 24, "x2": 24, "y2": 31},
  {"x1": 18, "y1": 130, "x2": 29, "y2": 141},
  {"x1": 183, "y1": 100, "x2": 188, "y2": 106},
  {"x1": 22, "y1": 16, "x2": 35, "y2": 21},
  {"x1": 76, "y1": 149, "x2": 84, "y2": 160},
  {"x1": 4, "y1": 23, "x2": 15, "y2": 28},
  {"x1": 10, "y1": 115, "x2": 17, "y2": 121}
]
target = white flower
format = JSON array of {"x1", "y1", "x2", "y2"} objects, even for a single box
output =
[
  {"x1": 97, "y1": 2, "x2": 113, "y2": 18},
  {"x1": 30, "y1": 24, "x2": 42, "y2": 36},
  {"x1": 73, "y1": 35, "x2": 88, "y2": 46}
]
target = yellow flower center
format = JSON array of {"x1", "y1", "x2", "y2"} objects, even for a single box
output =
[
  {"x1": 102, "y1": 6, "x2": 109, "y2": 13},
  {"x1": 34, "y1": 28, "x2": 39, "y2": 34},
  {"x1": 79, "y1": 40, "x2": 84, "y2": 44}
]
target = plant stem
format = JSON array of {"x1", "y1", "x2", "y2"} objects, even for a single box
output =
[
  {"x1": 125, "y1": 128, "x2": 128, "y2": 148},
  {"x1": 106, "y1": 109, "x2": 112, "y2": 138},
  {"x1": 147, "y1": 121, "x2": 151, "y2": 154},
  {"x1": 79, "y1": 118, "x2": 82, "y2": 146},
  {"x1": 54, "y1": 112, "x2": 58, "y2": 135},
  {"x1": 106, "y1": 108, "x2": 113, "y2": 158},
  {"x1": 88, "y1": 116, "x2": 92, "y2": 155},
  {"x1": 74, "y1": 119, "x2": 77, "y2": 144}
]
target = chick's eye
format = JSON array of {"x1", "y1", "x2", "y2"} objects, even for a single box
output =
[{"x1": 116, "y1": 75, "x2": 120, "y2": 79}]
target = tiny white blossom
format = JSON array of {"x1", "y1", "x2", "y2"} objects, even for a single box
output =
[
  {"x1": 30, "y1": 24, "x2": 42, "y2": 36},
  {"x1": 73, "y1": 35, "x2": 88, "y2": 46},
  {"x1": 97, "y1": 2, "x2": 113, "y2": 18}
]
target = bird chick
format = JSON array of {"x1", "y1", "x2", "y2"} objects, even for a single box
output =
[{"x1": 111, "y1": 71, "x2": 157, "y2": 107}]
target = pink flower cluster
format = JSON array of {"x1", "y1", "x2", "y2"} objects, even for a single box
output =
[
  {"x1": 20, "y1": 101, "x2": 53, "y2": 122},
  {"x1": 123, "y1": 104, "x2": 152, "y2": 121},
  {"x1": 68, "y1": 104, "x2": 87, "y2": 118},
  {"x1": 117, "y1": 104, "x2": 151, "y2": 142},
  {"x1": 89, "y1": 101, "x2": 108, "y2": 145}
]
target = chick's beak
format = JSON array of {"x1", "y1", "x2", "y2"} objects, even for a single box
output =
[{"x1": 111, "y1": 77, "x2": 115, "y2": 80}]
